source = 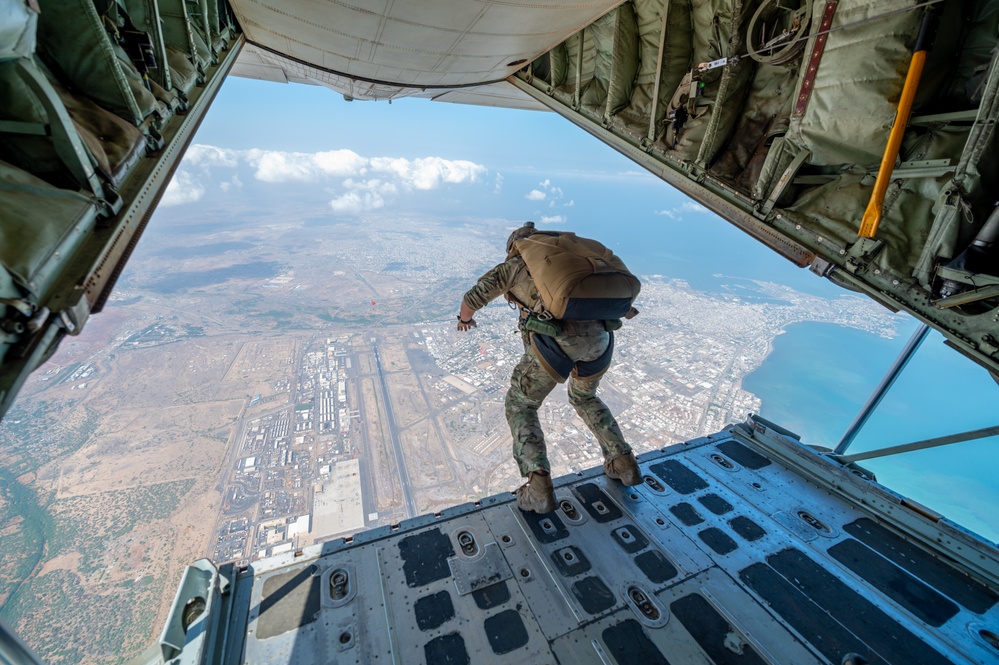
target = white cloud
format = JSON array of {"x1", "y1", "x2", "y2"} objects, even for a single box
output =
[
  {"x1": 494, "y1": 173, "x2": 504, "y2": 193},
  {"x1": 656, "y1": 201, "x2": 710, "y2": 219},
  {"x1": 314, "y1": 149, "x2": 369, "y2": 177},
  {"x1": 184, "y1": 144, "x2": 239, "y2": 168},
  {"x1": 540, "y1": 214, "x2": 566, "y2": 224},
  {"x1": 343, "y1": 178, "x2": 398, "y2": 196},
  {"x1": 532, "y1": 179, "x2": 566, "y2": 204},
  {"x1": 329, "y1": 191, "x2": 386, "y2": 213},
  {"x1": 369, "y1": 156, "x2": 485, "y2": 190},
  {"x1": 171, "y1": 144, "x2": 487, "y2": 213},
  {"x1": 244, "y1": 148, "x2": 368, "y2": 183},
  {"x1": 161, "y1": 170, "x2": 205, "y2": 206},
  {"x1": 681, "y1": 201, "x2": 708, "y2": 213},
  {"x1": 219, "y1": 175, "x2": 243, "y2": 193},
  {"x1": 564, "y1": 200, "x2": 575, "y2": 207}
]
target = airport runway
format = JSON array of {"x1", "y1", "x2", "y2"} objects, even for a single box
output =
[{"x1": 372, "y1": 342, "x2": 418, "y2": 518}]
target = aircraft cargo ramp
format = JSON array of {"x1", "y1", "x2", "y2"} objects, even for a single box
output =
[{"x1": 141, "y1": 415, "x2": 999, "y2": 665}]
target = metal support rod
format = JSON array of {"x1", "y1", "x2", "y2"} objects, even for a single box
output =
[
  {"x1": 647, "y1": 4, "x2": 671, "y2": 142},
  {"x1": 0, "y1": 617, "x2": 45, "y2": 665},
  {"x1": 834, "y1": 322, "x2": 931, "y2": 455},
  {"x1": 573, "y1": 31, "x2": 584, "y2": 109},
  {"x1": 839, "y1": 424, "x2": 999, "y2": 463}
]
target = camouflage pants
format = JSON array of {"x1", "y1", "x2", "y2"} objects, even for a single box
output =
[{"x1": 505, "y1": 333, "x2": 631, "y2": 477}]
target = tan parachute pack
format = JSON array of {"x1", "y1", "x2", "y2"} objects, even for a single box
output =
[{"x1": 511, "y1": 232, "x2": 641, "y2": 320}]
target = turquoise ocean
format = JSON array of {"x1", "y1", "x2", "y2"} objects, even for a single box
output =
[{"x1": 743, "y1": 321, "x2": 999, "y2": 543}]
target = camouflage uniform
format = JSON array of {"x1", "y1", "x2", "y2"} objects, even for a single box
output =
[{"x1": 463, "y1": 257, "x2": 632, "y2": 477}]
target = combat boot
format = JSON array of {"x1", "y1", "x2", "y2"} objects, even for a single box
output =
[
  {"x1": 516, "y1": 471, "x2": 556, "y2": 513},
  {"x1": 604, "y1": 451, "x2": 642, "y2": 486}
]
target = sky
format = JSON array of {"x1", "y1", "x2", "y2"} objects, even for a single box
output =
[{"x1": 160, "y1": 76, "x2": 998, "y2": 543}]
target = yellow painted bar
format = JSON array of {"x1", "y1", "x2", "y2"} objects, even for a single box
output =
[{"x1": 859, "y1": 49, "x2": 928, "y2": 239}]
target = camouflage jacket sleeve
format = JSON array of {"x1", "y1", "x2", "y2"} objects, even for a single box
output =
[{"x1": 462, "y1": 258, "x2": 526, "y2": 311}]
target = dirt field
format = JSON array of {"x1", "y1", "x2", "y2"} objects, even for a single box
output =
[
  {"x1": 359, "y1": 376, "x2": 400, "y2": 513},
  {"x1": 399, "y1": 420, "x2": 452, "y2": 489}
]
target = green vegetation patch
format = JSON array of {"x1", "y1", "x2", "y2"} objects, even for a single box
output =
[
  {"x1": 0, "y1": 471, "x2": 54, "y2": 611},
  {"x1": 0, "y1": 402, "x2": 98, "y2": 477},
  {"x1": 48, "y1": 478, "x2": 197, "y2": 577},
  {"x1": 5, "y1": 569, "x2": 164, "y2": 665}
]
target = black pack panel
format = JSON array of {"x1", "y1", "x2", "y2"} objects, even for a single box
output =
[
  {"x1": 571, "y1": 576, "x2": 617, "y2": 615},
  {"x1": 257, "y1": 567, "x2": 321, "y2": 639},
  {"x1": 424, "y1": 632, "x2": 469, "y2": 665},
  {"x1": 398, "y1": 529, "x2": 455, "y2": 588},
  {"x1": 414, "y1": 590, "x2": 455, "y2": 631},
  {"x1": 649, "y1": 460, "x2": 709, "y2": 494},
  {"x1": 634, "y1": 550, "x2": 678, "y2": 584},
  {"x1": 602, "y1": 619, "x2": 672, "y2": 665},
  {"x1": 754, "y1": 548, "x2": 951, "y2": 665},
  {"x1": 563, "y1": 297, "x2": 634, "y2": 321},
  {"x1": 483, "y1": 609, "x2": 530, "y2": 655},
  {"x1": 612, "y1": 524, "x2": 649, "y2": 553},
  {"x1": 670, "y1": 502, "x2": 704, "y2": 526},
  {"x1": 739, "y1": 562, "x2": 888, "y2": 665},
  {"x1": 729, "y1": 516, "x2": 766, "y2": 542},
  {"x1": 715, "y1": 441, "x2": 771, "y2": 469},
  {"x1": 574, "y1": 483, "x2": 624, "y2": 522},
  {"x1": 698, "y1": 527, "x2": 737, "y2": 555},
  {"x1": 698, "y1": 493, "x2": 733, "y2": 515},
  {"x1": 845, "y1": 517, "x2": 999, "y2": 614},
  {"x1": 551, "y1": 546, "x2": 592, "y2": 578},
  {"x1": 671, "y1": 593, "x2": 767, "y2": 665},
  {"x1": 472, "y1": 580, "x2": 511, "y2": 610},
  {"x1": 520, "y1": 509, "x2": 570, "y2": 544},
  {"x1": 829, "y1": 538, "x2": 959, "y2": 627}
]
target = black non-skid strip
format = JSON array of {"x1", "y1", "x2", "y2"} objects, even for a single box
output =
[
  {"x1": 671, "y1": 593, "x2": 767, "y2": 665},
  {"x1": 739, "y1": 561, "x2": 888, "y2": 665},
  {"x1": 698, "y1": 493, "x2": 733, "y2": 515},
  {"x1": 520, "y1": 509, "x2": 570, "y2": 544},
  {"x1": 483, "y1": 609, "x2": 529, "y2": 655},
  {"x1": 602, "y1": 618, "x2": 672, "y2": 665},
  {"x1": 743, "y1": 548, "x2": 951, "y2": 665},
  {"x1": 472, "y1": 580, "x2": 511, "y2": 610},
  {"x1": 670, "y1": 502, "x2": 704, "y2": 526},
  {"x1": 715, "y1": 441, "x2": 771, "y2": 469},
  {"x1": 698, "y1": 527, "x2": 737, "y2": 555},
  {"x1": 728, "y1": 515, "x2": 766, "y2": 542},
  {"x1": 571, "y1": 576, "x2": 617, "y2": 615},
  {"x1": 649, "y1": 459, "x2": 709, "y2": 494},
  {"x1": 414, "y1": 590, "x2": 454, "y2": 631},
  {"x1": 574, "y1": 483, "x2": 624, "y2": 522},
  {"x1": 634, "y1": 550, "x2": 678, "y2": 584},
  {"x1": 612, "y1": 524, "x2": 649, "y2": 553},
  {"x1": 398, "y1": 528, "x2": 455, "y2": 588},
  {"x1": 845, "y1": 517, "x2": 999, "y2": 613},
  {"x1": 424, "y1": 632, "x2": 469, "y2": 665},
  {"x1": 551, "y1": 545, "x2": 592, "y2": 578},
  {"x1": 829, "y1": 538, "x2": 959, "y2": 627}
]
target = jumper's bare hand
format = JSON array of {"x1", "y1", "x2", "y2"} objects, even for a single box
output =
[{"x1": 457, "y1": 303, "x2": 478, "y2": 332}]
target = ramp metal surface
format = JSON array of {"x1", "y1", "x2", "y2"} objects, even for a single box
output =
[{"x1": 164, "y1": 417, "x2": 999, "y2": 664}]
